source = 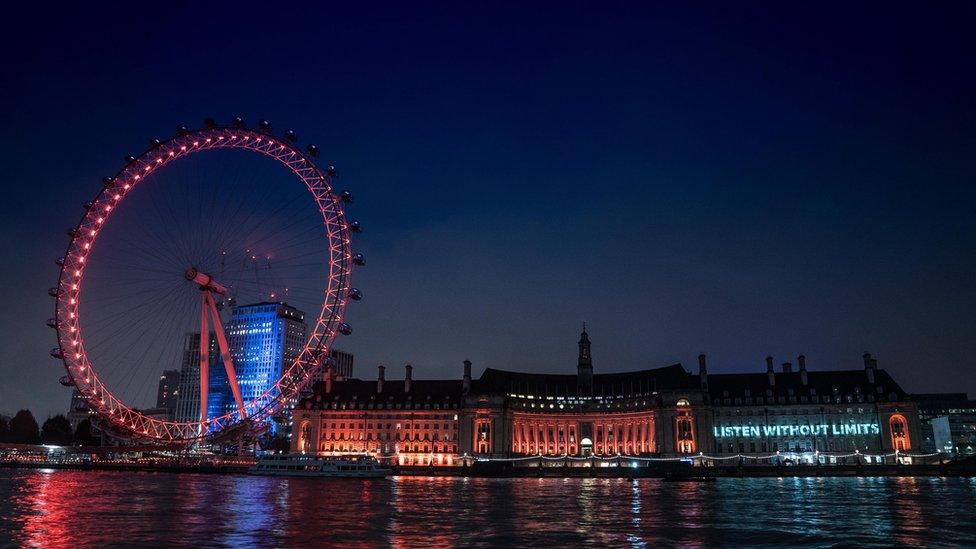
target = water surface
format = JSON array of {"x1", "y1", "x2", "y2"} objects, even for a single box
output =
[{"x1": 1, "y1": 470, "x2": 974, "y2": 547}]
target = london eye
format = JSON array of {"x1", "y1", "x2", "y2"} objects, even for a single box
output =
[{"x1": 48, "y1": 117, "x2": 361, "y2": 443}]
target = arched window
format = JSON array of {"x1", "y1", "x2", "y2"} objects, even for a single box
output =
[
  {"x1": 889, "y1": 414, "x2": 910, "y2": 451},
  {"x1": 675, "y1": 414, "x2": 695, "y2": 454},
  {"x1": 475, "y1": 419, "x2": 492, "y2": 454},
  {"x1": 298, "y1": 421, "x2": 311, "y2": 453}
]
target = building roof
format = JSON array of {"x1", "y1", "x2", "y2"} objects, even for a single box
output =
[
  {"x1": 295, "y1": 357, "x2": 915, "y2": 411},
  {"x1": 909, "y1": 393, "x2": 976, "y2": 414},
  {"x1": 910, "y1": 393, "x2": 970, "y2": 402},
  {"x1": 705, "y1": 368, "x2": 909, "y2": 405},
  {"x1": 473, "y1": 364, "x2": 698, "y2": 398},
  {"x1": 298, "y1": 378, "x2": 463, "y2": 410}
]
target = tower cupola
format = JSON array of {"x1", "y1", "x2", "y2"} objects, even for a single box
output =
[{"x1": 577, "y1": 324, "x2": 593, "y2": 395}]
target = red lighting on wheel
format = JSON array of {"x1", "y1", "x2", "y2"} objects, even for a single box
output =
[{"x1": 52, "y1": 124, "x2": 354, "y2": 444}]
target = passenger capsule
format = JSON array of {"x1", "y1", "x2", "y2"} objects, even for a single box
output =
[
  {"x1": 84, "y1": 201, "x2": 93, "y2": 210},
  {"x1": 50, "y1": 348, "x2": 65, "y2": 359},
  {"x1": 338, "y1": 323, "x2": 353, "y2": 336},
  {"x1": 348, "y1": 288, "x2": 363, "y2": 301},
  {"x1": 284, "y1": 129, "x2": 297, "y2": 142},
  {"x1": 340, "y1": 190, "x2": 353, "y2": 204},
  {"x1": 48, "y1": 287, "x2": 59, "y2": 297},
  {"x1": 352, "y1": 253, "x2": 365, "y2": 266},
  {"x1": 58, "y1": 375, "x2": 73, "y2": 387},
  {"x1": 321, "y1": 356, "x2": 335, "y2": 367},
  {"x1": 204, "y1": 117, "x2": 217, "y2": 128},
  {"x1": 349, "y1": 220, "x2": 362, "y2": 233},
  {"x1": 326, "y1": 165, "x2": 338, "y2": 177},
  {"x1": 306, "y1": 144, "x2": 319, "y2": 157},
  {"x1": 232, "y1": 116, "x2": 246, "y2": 128},
  {"x1": 67, "y1": 228, "x2": 78, "y2": 238},
  {"x1": 149, "y1": 138, "x2": 162, "y2": 147},
  {"x1": 124, "y1": 155, "x2": 136, "y2": 163},
  {"x1": 55, "y1": 257, "x2": 65, "y2": 267},
  {"x1": 176, "y1": 125, "x2": 189, "y2": 135},
  {"x1": 46, "y1": 318, "x2": 57, "y2": 329},
  {"x1": 259, "y1": 119, "x2": 272, "y2": 133},
  {"x1": 102, "y1": 176, "x2": 113, "y2": 186}
]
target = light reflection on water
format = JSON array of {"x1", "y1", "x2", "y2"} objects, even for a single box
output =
[{"x1": 1, "y1": 470, "x2": 975, "y2": 547}]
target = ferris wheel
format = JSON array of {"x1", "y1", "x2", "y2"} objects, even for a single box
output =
[{"x1": 48, "y1": 117, "x2": 363, "y2": 442}]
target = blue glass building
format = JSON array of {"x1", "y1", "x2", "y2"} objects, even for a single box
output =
[{"x1": 207, "y1": 302, "x2": 307, "y2": 429}]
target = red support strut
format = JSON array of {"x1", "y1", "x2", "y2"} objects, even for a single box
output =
[
  {"x1": 205, "y1": 291, "x2": 246, "y2": 418},
  {"x1": 194, "y1": 270, "x2": 246, "y2": 432}
]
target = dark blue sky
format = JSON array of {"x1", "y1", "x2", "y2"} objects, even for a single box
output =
[{"x1": 2, "y1": 2, "x2": 974, "y2": 417}]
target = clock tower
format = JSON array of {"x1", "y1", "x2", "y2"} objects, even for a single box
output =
[{"x1": 577, "y1": 324, "x2": 593, "y2": 396}]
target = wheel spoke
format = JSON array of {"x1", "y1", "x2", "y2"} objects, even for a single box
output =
[{"x1": 53, "y1": 124, "x2": 353, "y2": 443}]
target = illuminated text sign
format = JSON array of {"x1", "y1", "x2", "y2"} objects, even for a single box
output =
[{"x1": 712, "y1": 423, "x2": 880, "y2": 438}]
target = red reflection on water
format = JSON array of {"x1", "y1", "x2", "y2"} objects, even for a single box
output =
[
  {"x1": 891, "y1": 476, "x2": 928, "y2": 546},
  {"x1": 3, "y1": 471, "x2": 975, "y2": 547},
  {"x1": 388, "y1": 476, "x2": 459, "y2": 548},
  {"x1": 16, "y1": 470, "x2": 78, "y2": 549}
]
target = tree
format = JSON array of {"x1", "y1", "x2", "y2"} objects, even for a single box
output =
[
  {"x1": 41, "y1": 414, "x2": 73, "y2": 445},
  {"x1": 0, "y1": 416, "x2": 9, "y2": 442},
  {"x1": 73, "y1": 419, "x2": 99, "y2": 446},
  {"x1": 271, "y1": 434, "x2": 291, "y2": 453},
  {"x1": 258, "y1": 432, "x2": 291, "y2": 453},
  {"x1": 9, "y1": 410, "x2": 39, "y2": 444}
]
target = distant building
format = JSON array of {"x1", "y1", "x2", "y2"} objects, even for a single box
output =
[
  {"x1": 293, "y1": 330, "x2": 923, "y2": 466},
  {"x1": 205, "y1": 302, "x2": 307, "y2": 432},
  {"x1": 155, "y1": 369, "x2": 181, "y2": 419},
  {"x1": 173, "y1": 303, "x2": 307, "y2": 431},
  {"x1": 310, "y1": 348, "x2": 355, "y2": 383},
  {"x1": 931, "y1": 416, "x2": 952, "y2": 454},
  {"x1": 174, "y1": 332, "x2": 218, "y2": 423},
  {"x1": 141, "y1": 407, "x2": 171, "y2": 420},
  {"x1": 912, "y1": 393, "x2": 976, "y2": 455},
  {"x1": 67, "y1": 387, "x2": 92, "y2": 430}
]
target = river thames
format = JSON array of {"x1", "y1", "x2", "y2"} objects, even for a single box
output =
[{"x1": 2, "y1": 470, "x2": 975, "y2": 547}]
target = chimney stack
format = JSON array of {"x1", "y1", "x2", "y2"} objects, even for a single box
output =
[
  {"x1": 377, "y1": 365, "x2": 385, "y2": 393},
  {"x1": 782, "y1": 362, "x2": 793, "y2": 373},
  {"x1": 462, "y1": 360, "x2": 472, "y2": 394},
  {"x1": 698, "y1": 353, "x2": 708, "y2": 391},
  {"x1": 324, "y1": 363, "x2": 334, "y2": 394},
  {"x1": 798, "y1": 355, "x2": 807, "y2": 385},
  {"x1": 864, "y1": 353, "x2": 876, "y2": 384},
  {"x1": 766, "y1": 356, "x2": 775, "y2": 386},
  {"x1": 404, "y1": 364, "x2": 413, "y2": 393}
]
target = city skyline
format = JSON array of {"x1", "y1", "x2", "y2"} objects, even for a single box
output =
[
  {"x1": 3, "y1": 4, "x2": 976, "y2": 547},
  {"x1": 3, "y1": 3, "x2": 974, "y2": 420}
]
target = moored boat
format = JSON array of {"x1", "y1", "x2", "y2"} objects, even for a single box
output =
[{"x1": 248, "y1": 453, "x2": 390, "y2": 478}]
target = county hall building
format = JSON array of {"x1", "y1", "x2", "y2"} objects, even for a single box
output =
[{"x1": 291, "y1": 329, "x2": 921, "y2": 465}]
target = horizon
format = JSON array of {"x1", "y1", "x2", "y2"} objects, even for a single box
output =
[{"x1": 4, "y1": 337, "x2": 964, "y2": 420}]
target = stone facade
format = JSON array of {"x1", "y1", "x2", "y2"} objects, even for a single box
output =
[{"x1": 292, "y1": 331, "x2": 921, "y2": 465}]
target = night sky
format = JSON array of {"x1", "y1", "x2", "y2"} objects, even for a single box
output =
[{"x1": 2, "y1": 2, "x2": 974, "y2": 418}]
